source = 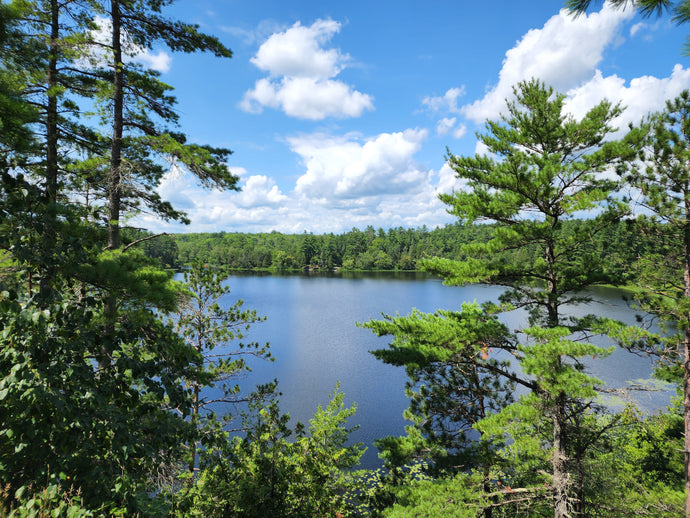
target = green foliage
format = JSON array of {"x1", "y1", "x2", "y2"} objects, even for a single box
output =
[
  {"x1": 175, "y1": 385, "x2": 365, "y2": 518},
  {"x1": 381, "y1": 473, "x2": 484, "y2": 518},
  {"x1": 572, "y1": 407, "x2": 684, "y2": 517},
  {"x1": 364, "y1": 80, "x2": 645, "y2": 517},
  {"x1": 169, "y1": 219, "x2": 649, "y2": 276},
  {"x1": 625, "y1": 91, "x2": 690, "y2": 340},
  {"x1": 0, "y1": 481, "x2": 96, "y2": 518},
  {"x1": 621, "y1": 89, "x2": 690, "y2": 513},
  {"x1": 433, "y1": 80, "x2": 644, "y2": 516},
  {"x1": 362, "y1": 303, "x2": 514, "y2": 473},
  {"x1": 0, "y1": 3, "x2": 38, "y2": 157},
  {"x1": 0, "y1": 279, "x2": 194, "y2": 514},
  {"x1": 0, "y1": 2, "x2": 239, "y2": 513},
  {"x1": 174, "y1": 261, "x2": 271, "y2": 473}
]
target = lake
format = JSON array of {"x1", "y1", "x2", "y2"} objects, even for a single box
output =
[{"x1": 193, "y1": 271, "x2": 675, "y2": 469}]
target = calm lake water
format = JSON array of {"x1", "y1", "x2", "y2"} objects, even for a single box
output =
[{"x1": 191, "y1": 271, "x2": 675, "y2": 469}]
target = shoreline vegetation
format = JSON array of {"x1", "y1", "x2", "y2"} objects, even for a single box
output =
[{"x1": 131, "y1": 219, "x2": 651, "y2": 279}]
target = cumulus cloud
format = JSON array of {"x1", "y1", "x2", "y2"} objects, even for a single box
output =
[
  {"x1": 250, "y1": 19, "x2": 346, "y2": 78},
  {"x1": 137, "y1": 153, "x2": 458, "y2": 234},
  {"x1": 452, "y1": 124, "x2": 467, "y2": 139},
  {"x1": 137, "y1": 51, "x2": 172, "y2": 73},
  {"x1": 242, "y1": 77, "x2": 373, "y2": 119},
  {"x1": 565, "y1": 64, "x2": 690, "y2": 128},
  {"x1": 290, "y1": 128, "x2": 429, "y2": 199},
  {"x1": 435, "y1": 117, "x2": 466, "y2": 139},
  {"x1": 423, "y1": 87, "x2": 465, "y2": 113},
  {"x1": 445, "y1": 3, "x2": 690, "y2": 138},
  {"x1": 460, "y1": 4, "x2": 634, "y2": 123},
  {"x1": 137, "y1": 125, "x2": 466, "y2": 234},
  {"x1": 235, "y1": 174, "x2": 289, "y2": 207},
  {"x1": 241, "y1": 19, "x2": 373, "y2": 120},
  {"x1": 436, "y1": 117, "x2": 456, "y2": 136},
  {"x1": 150, "y1": 168, "x2": 290, "y2": 231}
]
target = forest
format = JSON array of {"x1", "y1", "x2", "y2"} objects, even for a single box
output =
[
  {"x1": 146, "y1": 219, "x2": 645, "y2": 274},
  {"x1": 0, "y1": 1, "x2": 688, "y2": 517}
]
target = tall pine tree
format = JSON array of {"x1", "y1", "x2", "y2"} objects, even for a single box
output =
[{"x1": 365, "y1": 79, "x2": 644, "y2": 517}]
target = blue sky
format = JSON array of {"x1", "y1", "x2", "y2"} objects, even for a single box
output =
[{"x1": 130, "y1": 0, "x2": 690, "y2": 234}]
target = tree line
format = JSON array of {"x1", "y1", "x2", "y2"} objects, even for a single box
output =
[
  {"x1": 137, "y1": 219, "x2": 649, "y2": 274},
  {"x1": 0, "y1": 0, "x2": 689, "y2": 517}
]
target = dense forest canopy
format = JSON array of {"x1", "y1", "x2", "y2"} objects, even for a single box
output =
[{"x1": 133, "y1": 219, "x2": 650, "y2": 275}]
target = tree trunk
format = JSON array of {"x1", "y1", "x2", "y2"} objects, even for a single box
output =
[
  {"x1": 190, "y1": 380, "x2": 199, "y2": 475},
  {"x1": 683, "y1": 190, "x2": 690, "y2": 518},
  {"x1": 546, "y1": 227, "x2": 571, "y2": 518},
  {"x1": 574, "y1": 450, "x2": 584, "y2": 518},
  {"x1": 683, "y1": 322, "x2": 690, "y2": 518},
  {"x1": 552, "y1": 391, "x2": 570, "y2": 518},
  {"x1": 101, "y1": 0, "x2": 124, "y2": 370},
  {"x1": 40, "y1": 0, "x2": 60, "y2": 302},
  {"x1": 108, "y1": 0, "x2": 123, "y2": 251}
]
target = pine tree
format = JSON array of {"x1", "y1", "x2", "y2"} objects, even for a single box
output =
[
  {"x1": 364, "y1": 79, "x2": 644, "y2": 517},
  {"x1": 0, "y1": 1, "x2": 243, "y2": 512},
  {"x1": 174, "y1": 262, "x2": 271, "y2": 475},
  {"x1": 624, "y1": 90, "x2": 690, "y2": 517}
]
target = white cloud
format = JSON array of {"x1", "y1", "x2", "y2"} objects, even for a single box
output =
[
  {"x1": 137, "y1": 127, "x2": 465, "y2": 234},
  {"x1": 460, "y1": 4, "x2": 634, "y2": 123},
  {"x1": 137, "y1": 50, "x2": 171, "y2": 73},
  {"x1": 452, "y1": 124, "x2": 467, "y2": 139},
  {"x1": 435, "y1": 117, "x2": 466, "y2": 139},
  {"x1": 436, "y1": 117, "x2": 456, "y2": 136},
  {"x1": 629, "y1": 19, "x2": 661, "y2": 40},
  {"x1": 474, "y1": 141, "x2": 491, "y2": 157},
  {"x1": 630, "y1": 21, "x2": 647, "y2": 37},
  {"x1": 565, "y1": 64, "x2": 690, "y2": 128},
  {"x1": 435, "y1": 163, "x2": 461, "y2": 196},
  {"x1": 250, "y1": 19, "x2": 346, "y2": 78},
  {"x1": 242, "y1": 77, "x2": 373, "y2": 120},
  {"x1": 450, "y1": 3, "x2": 690, "y2": 137},
  {"x1": 290, "y1": 128, "x2": 429, "y2": 199},
  {"x1": 147, "y1": 169, "x2": 291, "y2": 231},
  {"x1": 423, "y1": 87, "x2": 465, "y2": 113},
  {"x1": 241, "y1": 19, "x2": 373, "y2": 120},
  {"x1": 235, "y1": 174, "x2": 289, "y2": 207}
]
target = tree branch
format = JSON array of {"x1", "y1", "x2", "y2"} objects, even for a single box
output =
[{"x1": 122, "y1": 232, "x2": 172, "y2": 251}]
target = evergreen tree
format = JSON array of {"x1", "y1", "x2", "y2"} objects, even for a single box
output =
[
  {"x1": 364, "y1": 80, "x2": 644, "y2": 518},
  {"x1": 0, "y1": 3, "x2": 38, "y2": 158},
  {"x1": 363, "y1": 304, "x2": 515, "y2": 518},
  {"x1": 0, "y1": 1, "x2": 242, "y2": 513},
  {"x1": 623, "y1": 90, "x2": 690, "y2": 517},
  {"x1": 174, "y1": 262, "x2": 271, "y2": 476},
  {"x1": 95, "y1": 0, "x2": 238, "y2": 251}
]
